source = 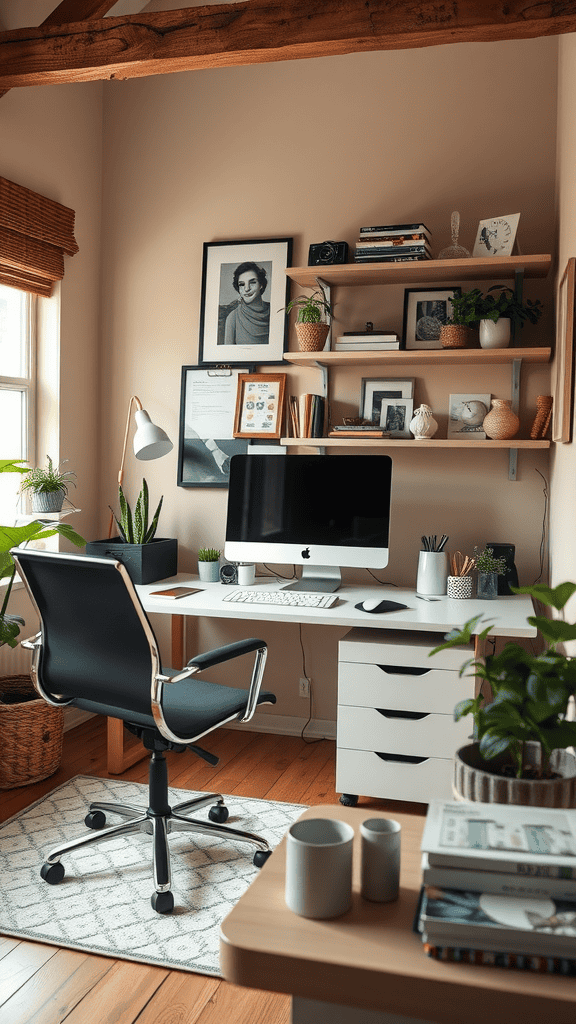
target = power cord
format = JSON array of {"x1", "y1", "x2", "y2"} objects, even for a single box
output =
[
  {"x1": 298, "y1": 623, "x2": 323, "y2": 743},
  {"x1": 533, "y1": 468, "x2": 548, "y2": 585}
]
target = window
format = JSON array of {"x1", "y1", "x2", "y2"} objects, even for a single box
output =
[{"x1": 0, "y1": 283, "x2": 36, "y2": 524}]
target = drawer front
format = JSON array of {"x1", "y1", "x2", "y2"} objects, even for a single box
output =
[
  {"x1": 337, "y1": 705, "x2": 470, "y2": 758},
  {"x1": 338, "y1": 661, "x2": 468, "y2": 713},
  {"x1": 336, "y1": 747, "x2": 453, "y2": 803},
  {"x1": 339, "y1": 628, "x2": 472, "y2": 670}
]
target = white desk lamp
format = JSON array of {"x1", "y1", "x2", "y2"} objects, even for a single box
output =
[{"x1": 108, "y1": 396, "x2": 173, "y2": 538}]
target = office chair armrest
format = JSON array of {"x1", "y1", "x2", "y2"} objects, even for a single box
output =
[
  {"x1": 186, "y1": 637, "x2": 266, "y2": 673},
  {"x1": 21, "y1": 631, "x2": 42, "y2": 650}
]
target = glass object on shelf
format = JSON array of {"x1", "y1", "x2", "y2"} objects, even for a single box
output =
[{"x1": 438, "y1": 212, "x2": 471, "y2": 259}]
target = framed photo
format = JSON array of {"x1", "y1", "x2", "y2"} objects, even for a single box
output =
[
  {"x1": 379, "y1": 398, "x2": 413, "y2": 438},
  {"x1": 402, "y1": 288, "x2": 461, "y2": 349},
  {"x1": 177, "y1": 365, "x2": 254, "y2": 488},
  {"x1": 198, "y1": 237, "x2": 293, "y2": 365},
  {"x1": 360, "y1": 377, "x2": 415, "y2": 423},
  {"x1": 472, "y1": 214, "x2": 520, "y2": 257},
  {"x1": 552, "y1": 257, "x2": 575, "y2": 443},
  {"x1": 447, "y1": 393, "x2": 491, "y2": 440},
  {"x1": 233, "y1": 373, "x2": 287, "y2": 439}
]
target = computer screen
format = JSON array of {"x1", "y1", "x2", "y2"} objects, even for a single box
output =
[{"x1": 225, "y1": 453, "x2": 392, "y2": 592}]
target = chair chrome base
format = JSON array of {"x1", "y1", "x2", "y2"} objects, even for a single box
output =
[{"x1": 40, "y1": 752, "x2": 271, "y2": 913}]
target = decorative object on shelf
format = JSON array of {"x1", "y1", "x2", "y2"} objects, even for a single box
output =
[
  {"x1": 447, "y1": 394, "x2": 490, "y2": 440},
  {"x1": 438, "y1": 211, "x2": 471, "y2": 260},
  {"x1": 472, "y1": 214, "x2": 520, "y2": 258},
  {"x1": 308, "y1": 240, "x2": 349, "y2": 266},
  {"x1": 379, "y1": 398, "x2": 413, "y2": 438},
  {"x1": 403, "y1": 287, "x2": 461, "y2": 350},
  {"x1": 409, "y1": 404, "x2": 438, "y2": 440},
  {"x1": 530, "y1": 395, "x2": 553, "y2": 439},
  {"x1": 360, "y1": 378, "x2": 415, "y2": 422},
  {"x1": 552, "y1": 257, "x2": 575, "y2": 443},
  {"x1": 198, "y1": 237, "x2": 292, "y2": 365},
  {"x1": 474, "y1": 546, "x2": 508, "y2": 600},
  {"x1": 281, "y1": 288, "x2": 332, "y2": 352},
  {"x1": 478, "y1": 318, "x2": 510, "y2": 349},
  {"x1": 439, "y1": 324, "x2": 469, "y2": 349},
  {"x1": 89, "y1": 479, "x2": 177, "y2": 585},
  {"x1": 446, "y1": 550, "x2": 475, "y2": 599},
  {"x1": 198, "y1": 547, "x2": 221, "y2": 582},
  {"x1": 233, "y1": 372, "x2": 287, "y2": 439},
  {"x1": 485, "y1": 542, "x2": 519, "y2": 596},
  {"x1": 482, "y1": 398, "x2": 520, "y2": 440},
  {"x1": 178, "y1": 366, "x2": 251, "y2": 489},
  {"x1": 19, "y1": 456, "x2": 76, "y2": 513},
  {"x1": 108, "y1": 395, "x2": 172, "y2": 535},
  {"x1": 430, "y1": 581, "x2": 576, "y2": 805},
  {"x1": 477, "y1": 284, "x2": 543, "y2": 349}
]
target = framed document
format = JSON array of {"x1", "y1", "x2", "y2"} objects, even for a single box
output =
[
  {"x1": 177, "y1": 365, "x2": 254, "y2": 488},
  {"x1": 233, "y1": 373, "x2": 287, "y2": 439}
]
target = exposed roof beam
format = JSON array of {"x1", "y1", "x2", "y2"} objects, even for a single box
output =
[{"x1": 0, "y1": 1, "x2": 574, "y2": 90}]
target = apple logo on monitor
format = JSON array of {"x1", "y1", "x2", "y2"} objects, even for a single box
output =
[{"x1": 301, "y1": 547, "x2": 311, "y2": 559}]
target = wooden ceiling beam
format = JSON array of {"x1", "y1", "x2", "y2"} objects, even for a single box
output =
[{"x1": 0, "y1": 1, "x2": 575, "y2": 90}]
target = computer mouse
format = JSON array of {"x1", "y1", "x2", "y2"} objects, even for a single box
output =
[{"x1": 355, "y1": 598, "x2": 409, "y2": 614}]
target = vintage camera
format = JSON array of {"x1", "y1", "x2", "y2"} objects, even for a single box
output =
[
  {"x1": 219, "y1": 562, "x2": 238, "y2": 585},
  {"x1": 308, "y1": 241, "x2": 349, "y2": 266}
]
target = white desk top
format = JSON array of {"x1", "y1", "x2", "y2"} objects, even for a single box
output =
[{"x1": 137, "y1": 574, "x2": 536, "y2": 638}]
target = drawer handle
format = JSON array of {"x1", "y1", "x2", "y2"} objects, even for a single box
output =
[
  {"x1": 375, "y1": 752, "x2": 428, "y2": 764},
  {"x1": 377, "y1": 665, "x2": 430, "y2": 676},
  {"x1": 375, "y1": 709, "x2": 429, "y2": 720}
]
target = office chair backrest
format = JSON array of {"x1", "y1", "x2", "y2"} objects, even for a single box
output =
[{"x1": 14, "y1": 548, "x2": 161, "y2": 719}]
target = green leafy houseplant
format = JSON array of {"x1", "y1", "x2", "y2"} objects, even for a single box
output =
[
  {"x1": 1, "y1": 459, "x2": 85, "y2": 648},
  {"x1": 19, "y1": 457, "x2": 76, "y2": 497},
  {"x1": 198, "y1": 547, "x2": 221, "y2": 562},
  {"x1": 445, "y1": 289, "x2": 485, "y2": 327},
  {"x1": 281, "y1": 289, "x2": 332, "y2": 324},
  {"x1": 109, "y1": 479, "x2": 163, "y2": 545},
  {"x1": 430, "y1": 581, "x2": 576, "y2": 780},
  {"x1": 473, "y1": 546, "x2": 508, "y2": 575},
  {"x1": 445, "y1": 287, "x2": 543, "y2": 328}
]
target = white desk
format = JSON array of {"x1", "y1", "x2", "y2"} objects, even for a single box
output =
[{"x1": 105, "y1": 575, "x2": 537, "y2": 774}]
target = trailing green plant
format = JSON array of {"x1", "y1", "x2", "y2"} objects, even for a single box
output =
[
  {"x1": 1, "y1": 459, "x2": 85, "y2": 648},
  {"x1": 19, "y1": 456, "x2": 76, "y2": 496},
  {"x1": 430, "y1": 581, "x2": 576, "y2": 779},
  {"x1": 109, "y1": 479, "x2": 163, "y2": 545},
  {"x1": 198, "y1": 547, "x2": 220, "y2": 562},
  {"x1": 444, "y1": 286, "x2": 543, "y2": 329},
  {"x1": 280, "y1": 289, "x2": 332, "y2": 324},
  {"x1": 473, "y1": 546, "x2": 508, "y2": 575}
]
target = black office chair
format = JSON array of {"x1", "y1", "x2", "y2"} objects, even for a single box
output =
[{"x1": 14, "y1": 547, "x2": 276, "y2": 914}]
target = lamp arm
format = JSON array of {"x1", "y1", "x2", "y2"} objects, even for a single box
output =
[{"x1": 107, "y1": 396, "x2": 143, "y2": 539}]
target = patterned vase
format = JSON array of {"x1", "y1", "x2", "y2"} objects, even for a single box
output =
[
  {"x1": 447, "y1": 575, "x2": 473, "y2": 599},
  {"x1": 482, "y1": 399, "x2": 520, "y2": 440},
  {"x1": 409, "y1": 404, "x2": 438, "y2": 440}
]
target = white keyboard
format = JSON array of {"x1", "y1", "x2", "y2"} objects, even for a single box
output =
[{"x1": 222, "y1": 589, "x2": 338, "y2": 608}]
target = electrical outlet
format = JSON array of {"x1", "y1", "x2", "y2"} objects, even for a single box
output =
[{"x1": 299, "y1": 676, "x2": 310, "y2": 698}]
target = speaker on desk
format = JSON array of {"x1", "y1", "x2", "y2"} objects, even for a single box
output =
[{"x1": 486, "y1": 543, "x2": 519, "y2": 596}]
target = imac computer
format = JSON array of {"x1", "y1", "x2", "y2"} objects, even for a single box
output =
[{"x1": 225, "y1": 453, "x2": 392, "y2": 592}]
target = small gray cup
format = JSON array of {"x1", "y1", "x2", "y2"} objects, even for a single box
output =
[
  {"x1": 285, "y1": 818, "x2": 354, "y2": 919},
  {"x1": 360, "y1": 818, "x2": 401, "y2": 903}
]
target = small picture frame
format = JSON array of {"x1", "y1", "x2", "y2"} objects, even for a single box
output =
[
  {"x1": 379, "y1": 398, "x2": 413, "y2": 438},
  {"x1": 472, "y1": 214, "x2": 520, "y2": 258},
  {"x1": 360, "y1": 378, "x2": 415, "y2": 422},
  {"x1": 402, "y1": 288, "x2": 461, "y2": 350},
  {"x1": 233, "y1": 373, "x2": 287, "y2": 439},
  {"x1": 447, "y1": 393, "x2": 491, "y2": 440}
]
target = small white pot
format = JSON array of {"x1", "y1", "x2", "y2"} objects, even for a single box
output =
[
  {"x1": 409, "y1": 404, "x2": 438, "y2": 440},
  {"x1": 479, "y1": 318, "x2": 511, "y2": 349},
  {"x1": 198, "y1": 560, "x2": 220, "y2": 582}
]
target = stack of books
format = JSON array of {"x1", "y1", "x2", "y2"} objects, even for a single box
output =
[
  {"x1": 333, "y1": 331, "x2": 399, "y2": 351},
  {"x1": 354, "y1": 223, "x2": 433, "y2": 264},
  {"x1": 416, "y1": 799, "x2": 576, "y2": 975},
  {"x1": 289, "y1": 394, "x2": 325, "y2": 438},
  {"x1": 327, "y1": 424, "x2": 390, "y2": 438}
]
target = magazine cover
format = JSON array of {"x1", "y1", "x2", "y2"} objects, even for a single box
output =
[{"x1": 421, "y1": 853, "x2": 576, "y2": 901}]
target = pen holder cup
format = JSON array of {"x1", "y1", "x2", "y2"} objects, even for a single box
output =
[{"x1": 416, "y1": 551, "x2": 448, "y2": 596}]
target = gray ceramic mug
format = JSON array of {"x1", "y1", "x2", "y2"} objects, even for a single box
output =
[{"x1": 285, "y1": 818, "x2": 354, "y2": 919}]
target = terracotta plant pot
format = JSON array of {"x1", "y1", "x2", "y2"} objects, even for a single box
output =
[
  {"x1": 453, "y1": 742, "x2": 576, "y2": 808},
  {"x1": 439, "y1": 325, "x2": 469, "y2": 349},
  {"x1": 294, "y1": 322, "x2": 330, "y2": 352}
]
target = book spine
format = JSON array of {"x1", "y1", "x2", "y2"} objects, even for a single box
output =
[
  {"x1": 356, "y1": 236, "x2": 431, "y2": 247},
  {"x1": 354, "y1": 254, "x2": 432, "y2": 263},
  {"x1": 359, "y1": 223, "x2": 430, "y2": 233},
  {"x1": 422, "y1": 865, "x2": 576, "y2": 900},
  {"x1": 426, "y1": 854, "x2": 576, "y2": 880},
  {"x1": 422, "y1": 943, "x2": 576, "y2": 975},
  {"x1": 355, "y1": 245, "x2": 431, "y2": 255}
]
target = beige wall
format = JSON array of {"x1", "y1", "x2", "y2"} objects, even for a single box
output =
[{"x1": 100, "y1": 37, "x2": 558, "y2": 726}]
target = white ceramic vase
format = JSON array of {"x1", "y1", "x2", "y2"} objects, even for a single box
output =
[
  {"x1": 409, "y1": 404, "x2": 438, "y2": 440},
  {"x1": 479, "y1": 318, "x2": 511, "y2": 349}
]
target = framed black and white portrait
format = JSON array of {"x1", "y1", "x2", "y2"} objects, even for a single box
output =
[
  {"x1": 403, "y1": 287, "x2": 461, "y2": 350},
  {"x1": 380, "y1": 398, "x2": 413, "y2": 438},
  {"x1": 198, "y1": 238, "x2": 293, "y2": 365},
  {"x1": 360, "y1": 377, "x2": 415, "y2": 423}
]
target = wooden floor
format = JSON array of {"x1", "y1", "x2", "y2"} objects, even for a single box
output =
[{"x1": 0, "y1": 716, "x2": 427, "y2": 1024}]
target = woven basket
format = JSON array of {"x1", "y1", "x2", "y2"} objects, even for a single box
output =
[
  {"x1": 294, "y1": 322, "x2": 330, "y2": 352},
  {"x1": 0, "y1": 675, "x2": 64, "y2": 789},
  {"x1": 439, "y1": 324, "x2": 469, "y2": 349}
]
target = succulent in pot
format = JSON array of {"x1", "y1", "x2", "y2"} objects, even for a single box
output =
[{"x1": 197, "y1": 547, "x2": 221, "y2": 582}]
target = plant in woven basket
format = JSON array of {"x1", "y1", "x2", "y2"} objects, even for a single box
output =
[
  {"x1": 19, "y1": 456, "x2": 76, "y2": 498},
  {"x1": 109, "y1": 479, "x2": 163, "y2": 545},
  {"x1": 281, "y1": 289, "x2": 332, "y2": 324}
]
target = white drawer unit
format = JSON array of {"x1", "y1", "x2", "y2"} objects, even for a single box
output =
[{"x1": 337, "y1": 626, "x2": 473, "y2": 806}]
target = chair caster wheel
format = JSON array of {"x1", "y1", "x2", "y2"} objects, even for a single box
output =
[
  {"x1": 151, "y1": 890, "x2": 174, "y2": 914},
  {"x1": 85, "y1": 810, "x2": 106, "y2": 829},
  {"x1": 339, "y1": 794, "x2": 358, "y2": 807},
  {"x1": 253, "y1": 850, "x2": 272, "y2": 868},
  {"x1": 209, "y1": 803, "x2": 229, "y2": 824},
  {"x1": 41, "y1": 862, "x2": 65, "y2": 885}
]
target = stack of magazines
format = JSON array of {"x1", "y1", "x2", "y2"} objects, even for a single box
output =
[
  {"x1": 333, "y1": 331, "x2": 399, "y2": 351},
  {"x1": 416, "y1": 799, "x2": 576, "y2": 975},
  {"x1": 354, "y1": 223, "x2": 433, "y2": 263}
]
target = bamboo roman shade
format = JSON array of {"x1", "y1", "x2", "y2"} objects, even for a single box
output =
[{"x1": 0, "y1": 176, "x2": 79, "y2": 297}]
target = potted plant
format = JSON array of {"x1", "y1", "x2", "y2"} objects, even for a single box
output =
[
  {"x1": 281, "y1": 289, "x2": 332, "y2": 352},
  {"x1": 473, "y1": 545, "x2": 508, "y2": 600},
  {"x1": 430, "y1": 580, "x2": 576, "y2": 806},
  {"x1": 477, "y1": 285, "x2": 543, "y2": 349},
  {"x1": 18, "y1": 456, "x2": 77, "y2": 512},
  {"x1": 86, "y1": 479, "x2": 177, "y2": 584},
  {"x1": 198, "y1": 546, "x2": 221, "y2": 582},
  {"x1": 439, "y1": 289, "x2": 483, "y2": 349}
]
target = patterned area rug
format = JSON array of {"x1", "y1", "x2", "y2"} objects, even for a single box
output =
[{"x1": 0, "y1": 775, "x2": 304, "y2": 975}]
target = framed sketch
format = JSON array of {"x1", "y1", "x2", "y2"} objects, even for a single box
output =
[
  {"x1": 177, "y1": 365, "x2": 254, "y2": 488},
  {"x1": 360, "y1": 377, "x2": 415, "y2": 422},
  {"x1": 198, "y1": 237, "x2": 293, "y2": 365},
  {"x1": 552, "y1": 257, "x2": 575, "y2": 443},
  {"x1": 447, "y1": 393, "x2": 491, "y2": 440},
  {"x1": 233, "y1": 373, "x2": 287, "y2": 439},
  {"x1": 379, "y1": 398, "x2": 413, "y2": 438},
  {"x1": 472, "y1": 214, "x2": 520, "y2": 257},
  {"x1": 403, "y1": 288, "x2": 461, "y2": 349}
]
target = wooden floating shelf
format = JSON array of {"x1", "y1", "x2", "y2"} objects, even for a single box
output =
[
  {"x1": 281, "y1": 438, "x2": 550, "y2": 449},
  {"x1": 283, "y1": 347, "x2": 551, "y2": 368},
  {"x1": 286, "y1": 254, "x2": 552, "y2": 288}
]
